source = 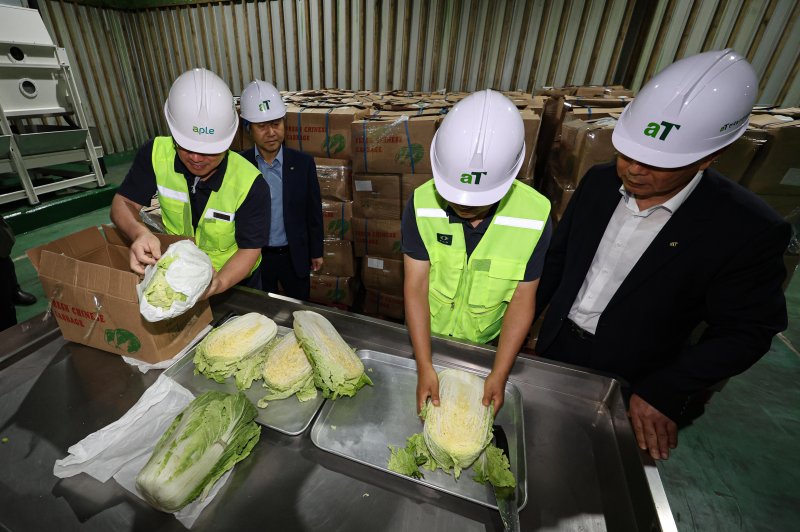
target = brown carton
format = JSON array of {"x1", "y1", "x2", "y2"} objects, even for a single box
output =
[
  {"x1": 352, "y1": 114, "x2": 439, "y2": 174},
  {"x1": 352, "y1": 217, "x2": 403, "y2": 258},
  {"x1": 363, "y1": 289, "x2": 405, "y2": 320},
  {"x1": 26, "y1": 226, "x2": 212, "y2": 363},
  {"x1": 318, "y1": 240, "x2": 356, "y2": 277},
  {"x1": 285, "y1": 105, "x2": 369, "y2": 159},
  {"x1": 741, "y1": 120, "x2": 800, "y2": 196},
  {"x1": 519, "y1": 108, "x2": 541, "y2": 180},
  {"x1": 401, "y1": 173, "x2": 433, "y2": 202},
  {"x1": 309, "y1": 274, "x2": 355, "y2": 307},
  {"x1": 316, "y1": 157, "x2": 352, "y2": 201},
  {"x1": 322, "y1": 200, "x2": 353, "y2": 241},
  {"x1": 352, "y1": 173, "x2": 402, "y2": 219},
  {"x1": 361, "y1": 255, "x2": 404, "y2": 296},
  {"x1": 554, "y1": 118, "x2": 616, "y2": 188},
  {"x1": 711, "y1": 127, "x2": 768, "y2": 183}
]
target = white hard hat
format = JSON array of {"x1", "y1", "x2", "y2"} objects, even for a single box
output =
[
  {"x1": 240, "y1": 80, "x2": 287, "y2": 123},
  {"x1": 612, "y1": 49, "x2": 758, "y2": 168},
  {"x1": 430, "y1": 90, "x2": 525, "y2": 206},
  {"x1": 163, "y1": 68, "x2": 238, "y2": 154}
]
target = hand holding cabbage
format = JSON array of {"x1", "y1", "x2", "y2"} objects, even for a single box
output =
[
  {"x1": 388, "y1": 369, "x2": 515, "y2": 491},
  {"x1": 137, "y1": 239, "x2": 213, "y2": 322}
]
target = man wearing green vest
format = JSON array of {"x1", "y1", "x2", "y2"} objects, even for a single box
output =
[
  {"x1": 111, "y1": 69, "x2": 270, "y2": 298},
  {"x1": 402, "y1": 90, "x2": 552, "y2": 414}
]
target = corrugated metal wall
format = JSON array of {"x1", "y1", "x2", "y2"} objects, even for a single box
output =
[{"x1": 36, "y1": 0, "x2": 799, "y2": 154}]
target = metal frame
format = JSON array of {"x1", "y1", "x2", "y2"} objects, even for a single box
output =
[{"x1": 0, "y1": 20, "x2": 105, "y2": 205}]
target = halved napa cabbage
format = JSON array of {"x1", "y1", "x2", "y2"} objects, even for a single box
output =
[
  {"x1": 194, "y1": 313, "x2": 277, "y2": 383},
  {"x1": 292, "y1": 310, "x2": 372, "y2": 399},
  {"x1": 387, "y1": 368, "x2": 515, "y2": 490},
  {"x1": 257, "y1": 332, "x2": 317, "y2": 407}
]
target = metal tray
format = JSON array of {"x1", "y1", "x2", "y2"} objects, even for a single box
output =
[
  {"x1": 164, "y1": 324, "x2": 326, "y2": 436},
  {"x1": 310, "y1": 349, "x2": 527, "y2": 511}
]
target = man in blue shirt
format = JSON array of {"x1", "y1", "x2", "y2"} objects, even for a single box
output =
[{"x1": 238, "y1": 80, "x2": 323, "y2": 299}]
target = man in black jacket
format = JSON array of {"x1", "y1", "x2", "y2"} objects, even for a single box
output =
[
  {"x1": 536, "y1": 50, "x2": 790, "y2": 460},
  {"x1": 238, "y1": 80, "x2": 323, "y2": 300}
]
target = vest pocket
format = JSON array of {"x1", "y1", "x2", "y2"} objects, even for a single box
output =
[
  {"x1": 202, "y1": 219, "x2": 236, "y2": 252},
  {"x1": 429, "y1": 256, "x2": 461, "y2": 300},
  {"x1": 468, "y1": 258, "x2": 525, "y2": 307}
]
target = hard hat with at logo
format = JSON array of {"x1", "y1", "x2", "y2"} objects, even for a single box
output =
[
  {"x1": 164, "y1": 68, "x2": 238, "y2": 154},
  {"x1": 430, "y1": 89, "x2": 525, "y2": 207},
  {"x1": 612, "y1": 48, "x2": 758, "y2": 168},
  {"x1": 240, "y1": 80, "x2": 287, "y2": 123}
]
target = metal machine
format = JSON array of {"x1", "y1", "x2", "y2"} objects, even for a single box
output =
[{"x1": 0, "y1": 4, "x2": 105, "y2": 205}]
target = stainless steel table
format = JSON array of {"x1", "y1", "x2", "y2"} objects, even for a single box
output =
[{"x1": 0, "y1": 288, "x2": 675, "y2": 531}]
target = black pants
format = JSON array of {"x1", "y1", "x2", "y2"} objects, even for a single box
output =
[
  {"x1": 261, "y1": 247, "x2": 310, "y2": 300},
  {"x1": 0, "y1": 256, "x2": 17, "y2": 332}
]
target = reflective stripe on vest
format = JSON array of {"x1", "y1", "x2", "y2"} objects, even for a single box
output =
[
  {"x1": 151, "y1": 136, "x2": 262, "y2": 273},
  {"x1": 414, "y1": 179, "x2": 550, "y2": 343}
]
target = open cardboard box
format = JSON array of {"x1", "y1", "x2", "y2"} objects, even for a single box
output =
[{"x1": 27, "y1": 226, "x2": 212, "y2": 363}]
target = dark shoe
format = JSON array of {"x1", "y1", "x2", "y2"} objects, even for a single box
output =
[{"x1": 13, "y1": 289, "x2": 37, "y2": 306}]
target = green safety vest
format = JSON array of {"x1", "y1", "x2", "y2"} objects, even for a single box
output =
[
  {"x1": 414, "y1": 180, "x2": 550, "y2": 343},
  {"x1": 152, "y1": 136, "x2": 261, "y2": 274}
]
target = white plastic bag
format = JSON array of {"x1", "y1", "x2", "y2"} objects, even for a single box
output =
[{"x1": 137, "y1": 240, "x2": 213, "y2": 322}]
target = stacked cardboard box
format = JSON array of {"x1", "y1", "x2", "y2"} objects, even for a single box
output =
[{"x1": 311, "y1": 157, "x2": 358, "y2": 308}]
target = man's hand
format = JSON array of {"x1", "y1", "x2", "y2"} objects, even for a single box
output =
[
  {"x1": 482, "y1": 371, "x2": 507, "y2": 415},
  {"x1": 416, "y1": 366, "x2": 440, "y2": 416},
  {"x1": 628, "y1": 393, "x2": 678, "y2": 460},
  {"x1": 129, "y1": 232, "x2": 162, "y2": 274},
  {"x1": 311, "y1": 257, "x2": 324, "y2": 272},
  {"x1": 200, "y1": 273, "x2": 221, "y2": 301}
]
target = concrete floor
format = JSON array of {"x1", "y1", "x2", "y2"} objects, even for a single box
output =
[{"x1": 3, "y1": 156, "x2": 800, "y2": 531}]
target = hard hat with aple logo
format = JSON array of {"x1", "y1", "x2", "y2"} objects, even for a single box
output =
[
  {"x1": 164, "y1": 68, "x2": 239, "y2": 154},
  {"x1": 240, "y1": 80, "x2": 287, "y2": 123},
  {"x1": 612, "y1": 48, "x2": 758, "y2": 168},
  {"x1": 430, "y1": 89, "x2": 525, "y2": 207}
]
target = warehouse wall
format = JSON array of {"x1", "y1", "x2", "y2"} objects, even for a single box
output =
[{"x1": 36, "y1": 0, "x2": 799, "y2": 155}]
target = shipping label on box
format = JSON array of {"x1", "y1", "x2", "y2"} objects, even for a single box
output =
[
  {"x1": 352, "y1": 114, "x2": 439, "y2": 174},
  {"x1": 285, "y1": 105, "x2": 368, "y2": 159},
  {"x1": 27, "y1": 226, "x2": 212, "y2": 363},
  {"x1": 316, "y1": 157, "x2": 352, "y2": 201},
  {"x1": 352, "y1": 172, "x2": 402, "y2": 219},
  {"x1": 352, "y1": 217, "x2": 403, "y2": 258},
  {"x1": 309, "y1": 274, "x2": 355, "y2": 307},
  {"x1": 318, "y1": 240, "x2": 355, "y2": 277},
  {"x1": 401, "y1": 173, "x2": 433, "y2": 202},
  {"x1": 322, "y1": 200, "x2": 353, "y2": 241},
  {"x1": 362, "y1": 255, "x2": 404, "y2": 296}
]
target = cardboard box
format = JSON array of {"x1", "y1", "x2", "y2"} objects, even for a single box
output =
[
  {"x1": 352, "y1": 173, "x2": 402, "y2": 220},
  {"x1": 26, "y1": 226, "x2": 212, "y2": 363},
  {"x1": 352, "y1": 217, "x2": 403, "y2": 258},
  {"x1": 363, "y1": 289, "x2": 405, "y2": 320},
  {"x1": 316, "y1": 157, "x2": 352, "y2": 201},
  {"x1": 352, "y1": 114, "x2": 439, "y2": 174},
  {"x1": 309, "y1": 274, "x2": 355, "y2": 306},
  {"x1": 741, "y1": 120, "x2": 800, "y2": 196},
  {"x1": 322, "y1": 200, "x2": 353, "y2": 241},
  {"x1": 318, "y1": 240, "x2": 356, "y2": 277},
  {"x1": 285, "y1": 105, "x2": 369, "y2": 159},
  {"x1": 519, "y1": 108, "x2": 541, "y2": 180},
  {"x1": 554, "y1": 118, "x2": 616, "y2": 188},
  {"x1": 711, "y1": 127, "x2": 768, "y2": 183},
  {"x1": 401, "y1": 172, "x2": 433, "y2": 202},
  {"x1": 361, "y1": 255, "x2": 404, "y2": 296}
]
